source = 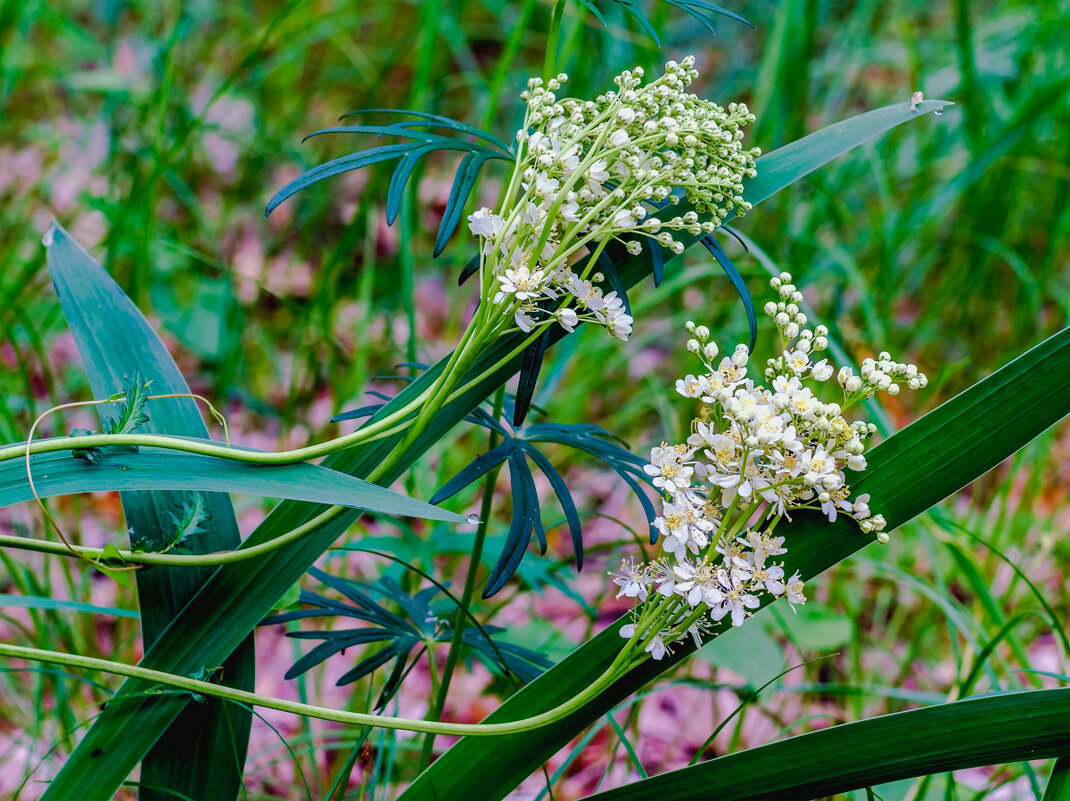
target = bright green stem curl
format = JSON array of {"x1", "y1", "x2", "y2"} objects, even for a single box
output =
[{"x1": 0, "y1": 642, "x2": 635, "y2": 738}]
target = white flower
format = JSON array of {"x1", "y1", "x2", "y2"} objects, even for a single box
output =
[
  {"x1": 604, "y1": 307, "x2": 634, "y2": 341},
  {"x1": 645, "y1": 635, "x2": 667, "y2": 660},
  {"x1": 468, "y1": 207, "x2": 503, "y2": 238},
  {"x1": 497, "y1": 266, "x2": 547, "y2": 302},
  {"x1": 675, "y1": 373, "x2": 709, "y2": 398},
  {"x1": 587, "y1": 159, "x2": 610, "y2": 187},
  {"x1": 556, "y1": 307, "x2": 578, "y2": 332},
  {"x1": 613, "y1": 208, "x2": 637, "y2": 229},
  {"x1": 785, "y1": 349, "x2": 810, "y2": 375},
  {"x1": 644, "y1": 446, "x2": 695, "y2": 495},
  {"x1": 534, "y1": 171, "x2": 560, "y2": 197},
  {"x1": 671, "y1": 562, "x2": 704, "y2": 607},
  {"x1": 785, "y1": 571, "x2": 806, "y2": 608},
  {"x1": 811, "y1": 359, "x2": 834, "y2": 381},
  {"x1": 611, "y1": 559, "x2": 649, "y2": 601},
  {"x1": 514, "y1": 309, "x2": 537, "y2": 332},
  {"x1": 723, "y1": 587, "x2": 760, "y2": 627}
]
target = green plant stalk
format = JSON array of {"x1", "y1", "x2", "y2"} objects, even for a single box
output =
[
  {"x1": 542, "y1": 0, "x2": 568, "y2": 85},
  {"x1": 0, "y1": 642, "x2": 628, "y2": 737},
  {"x1": 418, "y1": 386, "x2": 507, "y2": 769},
  {"x1": 0, "y1": 388, "x2": 430, "y2": 466}
]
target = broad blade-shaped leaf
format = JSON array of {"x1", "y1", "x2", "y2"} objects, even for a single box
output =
[
  {"x1": 46, "y1": 220, "x2": 254, "y2": 800},
  {"x1": 1, "y1": 447, "x2": 470, "y2": 521},
  {"x1": 582, "y1": 688, "x2": 1070, "y2": 800},
  {"x1": 42, "y1": 101, "x2": 951, "y2": 800}
]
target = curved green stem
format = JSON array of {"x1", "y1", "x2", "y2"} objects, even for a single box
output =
[
  {"x1": 0, "y1": 642, "x2": 633, "y2": 737},
  {"x1": 2, "y1": 390, "x2": 430, "y2": 467},
  {"x1": 0, "y1": 506, "x2": 346, "y2": 566}
]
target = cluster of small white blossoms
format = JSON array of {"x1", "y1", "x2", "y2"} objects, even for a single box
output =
[
  {"x1": 611, "y1": 272, "x2": 927, "y2": 661},
  {"x1": 467, "y1": 56, "x2": 760, "y2": 342}
]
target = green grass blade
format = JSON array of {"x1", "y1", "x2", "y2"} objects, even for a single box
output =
[
  {"x1": 0, "y1": 593, "x2": 138, "y2": 618},
  {"x1": 582, "y1": 688, "x2": 1070, "y2": 800},
  {"x1": 0, "y1": 448, "x2": 468, "y2": 522},
  {"x1": 45, "y1": 220, "x2": 255, "y2": 801},
  {"x1": 401, "y1": 326, "x2": 1070, "y2": 801},
  {"x1": 39, "y1": 101, "x2": 950, "y2": 800},
  {"x1": 1043, "y1": 757, "x2": 1070, "y2": 801}
]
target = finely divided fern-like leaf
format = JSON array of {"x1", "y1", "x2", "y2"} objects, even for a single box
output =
[
  {"x1": 154, "y1": 494, "x2": 212, "y2": 553},
  {"x1": 265, "y1": 113, "x2": 514, "y2": 258},
  {"x1": 103, "y1": 372, "x2": 151, "y2": 437},
  {"x1": 70, "y1": 428, "x2": 104, "y2": 464},
  {"x1": 69, "y1": 373, "x2": 151, "y2": 464}
]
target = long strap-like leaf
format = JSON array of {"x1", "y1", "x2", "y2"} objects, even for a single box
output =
[
  {"x1": 581, "y1": 687, "x2": 1070, "y2": 800},
  {"x1": 47, "y1": 223, "x2": 255, "y2": 801},
  {"x1": 41, "y1": 100, "x2": 951, "y2": 800}
]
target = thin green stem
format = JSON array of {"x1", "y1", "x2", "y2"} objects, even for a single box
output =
[
  {"x1": 2, "y1": 389, "x2": 431, "y2": 467},
  {"x1": 443, "y1": 321, "x2": 555, "y2": 405},
  {"x1": 0, "y1": 506, "x2": 346, "y2": 567},
  {"x1": 418, "y1": 386, "x2": 506, "y2": 768},
  {"x1": 0, "y1": 642, "x2": 634, "y2": 737}
]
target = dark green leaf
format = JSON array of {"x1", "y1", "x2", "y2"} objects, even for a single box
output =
[
  {"x1": 582, "y1": 688, "x2": 1070, "y2": 800},
  {"x1": 513, "y1": 327, "x2": 550, "y2": 427},
  {"x1": 45, "y1": 220, "x2": 255, "y2": 801},
  {"x1": 699, "y1": 233, "x2": 757, "y2": 351}
]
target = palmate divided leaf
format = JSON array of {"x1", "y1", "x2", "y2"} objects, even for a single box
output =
[
  {"x1": 578, "y1": 0, "x2": 754, "y2": 45},
  {"x1": 430, "y1": 403, "x2": 656, "y2": 596},
  {"x1": 265, "y1": 114, "x2": 515, "y2": 257},
  {"x1": 263, "y1": 567, "x2": 552, "y2": 708}
]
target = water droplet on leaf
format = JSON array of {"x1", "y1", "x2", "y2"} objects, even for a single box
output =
[
  {"x1": 466, "y1": 514, "x2": 481, "y2": 525},
  {"x1": 42, "y1": 222, "x2": 56, "y2": 247}
]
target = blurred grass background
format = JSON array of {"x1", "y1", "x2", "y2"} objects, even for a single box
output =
[{"x1": 1, "y1": 0, "x2": 1068, "y2": 798}]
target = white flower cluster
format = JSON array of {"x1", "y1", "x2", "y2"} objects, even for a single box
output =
[
  {"x1": 612, "y1": 272, "x2": 927, "y2": 660},
  {"x1": 467, "y1": 56, "x2": 760, "y2": 342}
]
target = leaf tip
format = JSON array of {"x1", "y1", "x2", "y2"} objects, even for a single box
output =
[{"x1": 43, "y1": 219, "x2": 59, "y2": 248}]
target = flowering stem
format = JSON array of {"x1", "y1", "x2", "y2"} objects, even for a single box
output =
[
  {"x1": 443, "y1": 321, "x2": 556, "y2": 405},
  {"x1": 0, "y1": 642, "x2": 631, "y2": 737},
  {"x1": 367, "y1": 310, "x2": 488, "y2": 484}
]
